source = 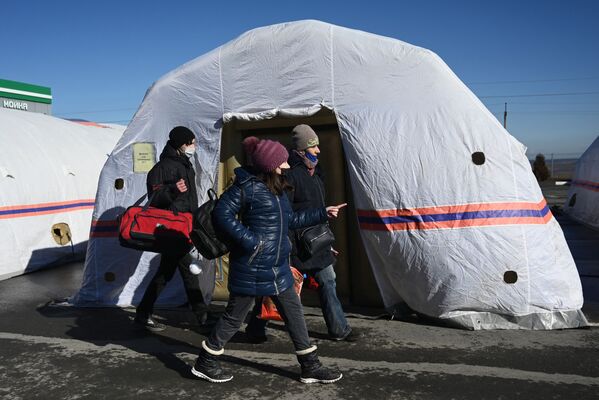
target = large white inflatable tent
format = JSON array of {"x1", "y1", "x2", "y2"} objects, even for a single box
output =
[
  {"x1": 564, "y1": 136, "x2": 599, "y2": 230},
  {"x1": 0, "y1": 108, "x2": 124, "y2": 280},
  {"x1": 73, "y1": 20, "x2": 586, "y2": 330}
]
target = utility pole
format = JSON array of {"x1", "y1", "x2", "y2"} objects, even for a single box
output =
[
  {"x1": 503, "y1": 102, "x2": 508, "y2": 129},
  {"x1": 550, "y1": 153, "x2": 554, "y2": 178}
]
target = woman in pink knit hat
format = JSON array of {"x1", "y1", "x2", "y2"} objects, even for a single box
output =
[{"x1": 192, "y1": 139, "x2": 346, "y2": 384}]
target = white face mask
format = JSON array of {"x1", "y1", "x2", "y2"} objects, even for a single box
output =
[{"x1": 184, "y1": 145, "x2": 196, "y2": 158}]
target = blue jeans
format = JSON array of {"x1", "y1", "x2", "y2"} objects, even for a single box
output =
[
  {"x1": 246, "y1": 265, "x2": 351, "y2": 339},
  {"x1": 313, "y1": 265, "x2": 351, "y2": 338}
]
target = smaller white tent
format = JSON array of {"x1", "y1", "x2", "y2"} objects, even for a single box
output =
[
  {"x1": 0, "y1": 108, "x2": 124, "y2": 280},
  {"x1": 564, "y1": 136, "x2": 599, "y2": 230}
]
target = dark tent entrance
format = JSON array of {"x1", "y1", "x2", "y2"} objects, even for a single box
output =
[{"x1": 217, "y1": 108, "x2": 382, "y2": 307}]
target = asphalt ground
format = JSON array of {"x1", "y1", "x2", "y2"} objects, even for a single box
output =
[
  {"x1": 1, "y1": 257, "x2": 599, "y2": 399},
  {"x1": 1, "y1": 181, "x2": 598, "y2": 399}
]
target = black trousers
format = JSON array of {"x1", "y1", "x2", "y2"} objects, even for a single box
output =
[
  {"x1": 206, "y1": 286, "x2": 312, "y2": 352},
  {"x1": 137, "y1": 251, "x2": 207, "y2": 318}
]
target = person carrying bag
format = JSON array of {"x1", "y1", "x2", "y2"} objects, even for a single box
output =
[
  {"x1": 133, "y1": 126, "x2": 210, "y2": 332},
  {"x1": 247, "y1": 125, "x2": 358, "y2": 343},
  {"x1": 119, "y1": 189, "x2": 193, "y2": 254},
  {"x1": 191, "y1": 139, "x2": 345, "y2": 384}
]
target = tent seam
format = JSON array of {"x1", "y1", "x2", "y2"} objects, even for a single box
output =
[
  {"x1": 329, "y1": 25, "x2": 335, "y2": 108},
  {"x1": 507, "y1": 137, "x2": 531, "y2": 310},
  {"x1": 218, "y1": 47, "x2": 224, "y2": 115}
]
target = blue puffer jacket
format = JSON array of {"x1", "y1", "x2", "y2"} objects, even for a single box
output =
[{"x1": 213, "y1": 167, "x2": 327, "y2": 296}]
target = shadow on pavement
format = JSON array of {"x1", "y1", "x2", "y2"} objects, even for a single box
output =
[{"x1": 35, "y1": 302, "x2": 300, "y2": 381}]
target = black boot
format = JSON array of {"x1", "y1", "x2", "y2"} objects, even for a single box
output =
[
  {"x1": 296, "y1": 346, "x2": 343, "y2": 384},
  {"x1": 191, "y1": 341, "x2": 233, "y2": 383}
]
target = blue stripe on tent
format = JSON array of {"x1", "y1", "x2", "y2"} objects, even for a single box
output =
[
  {"x1": 572, "y1": 181, "x2": 599, "y2": 190},
  {"x1": 358, "y1": 205, "x2": 551, "y2": 225},
  {"x1": 0, "y1": 201, "x2": 96, "y2": 216},
  {"x1": 90, "y1": 225, "x2": 119, "y2": 232}
]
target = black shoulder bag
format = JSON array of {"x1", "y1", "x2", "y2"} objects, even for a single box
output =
[{"x1": 297, "y1": 223, "x2": 335, "y2": 259}]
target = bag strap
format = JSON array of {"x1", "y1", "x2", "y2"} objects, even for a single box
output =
[
  {"x1": 133, "y1": 193, "x2": 148, "y2": 207},
  {"x1": 207, "y1": 185, "x2": 246, "y2": 218},
  {"x1": 138, "y1": 186, "x2": 165, "y2": 211}
]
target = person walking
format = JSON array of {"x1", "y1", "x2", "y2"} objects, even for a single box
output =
[
  {"x1": 191, "y1": 139, "x2": 345, "y2": 384},
  {"x1": 246, "y1": 125, "x2": 357, "y2": 342},
  {"x1": 134, "y1": 126, "x2": 209, "y2": 332}
]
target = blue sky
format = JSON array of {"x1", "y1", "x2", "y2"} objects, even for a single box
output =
[{"x1": 3, "y1": 0, "x2": 598, "y2": 157}]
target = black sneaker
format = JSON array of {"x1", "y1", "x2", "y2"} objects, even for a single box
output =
[
  {"x1": 191, "y1": 364, "x2": 233, "y2": 383},
  {"x1": 297, "y1": 350, "x2": 343, "y2": 384},
  {"x1": 134, "y1": 315, "x2": 166, "y2": 332},
  {"x1": 191, "y1": 345, "x2": 233, "y2": 383},
  {"x1": 331, "y1": 328, "x2": 362, "y2": 342},
  {"x1": 301, "y1": 366, "x2": 343, "y2": 384}
]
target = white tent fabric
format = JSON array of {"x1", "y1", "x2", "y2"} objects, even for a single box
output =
[
  {"x1": 0, "y1": 108, "x2": 124, "y2": 280},
  {"x1": 564, "y1": 136, "x2": 599, "y2": 230},
  {"x1": 73, "y1": 20, "x2": 586, "y2": 329}
]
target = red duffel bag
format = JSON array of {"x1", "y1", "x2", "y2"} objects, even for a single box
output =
[{"x1": 118, "y1": 193, "x2": 193, "y2": 253}]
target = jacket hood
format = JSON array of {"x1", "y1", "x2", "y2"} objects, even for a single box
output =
[
  {"x1": 288, "y1": 149, "x2": 304, "y2": 167},
  {"x1": 234, "y1": 166, "x2": 258, "y2": 185},
  {"x1": 160, "y1": 142, "x2": 191, "y2": 166}
]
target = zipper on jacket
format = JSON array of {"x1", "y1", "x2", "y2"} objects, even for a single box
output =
[
  {"x1": 273, "y1": 195, "x2": 283, "y2": 295},
  {"x1": 316, "y1": 177, "x2": 325, "y2": 205},
  {"x1": 248, "y1": 240, "x2": 262, "y2": 265}
]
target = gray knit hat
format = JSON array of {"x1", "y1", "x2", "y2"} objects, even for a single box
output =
[{"x1": 292, "y1": 124, "x2": 319, "y2": 150}]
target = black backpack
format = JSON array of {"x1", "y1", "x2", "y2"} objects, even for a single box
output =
[{"x1": 190, "y1": 187, "x2": 244, "y2": 260}]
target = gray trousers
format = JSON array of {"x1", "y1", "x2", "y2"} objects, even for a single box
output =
[{"x1": 206, "y1": 286, "x2": 312, "y2": 352}]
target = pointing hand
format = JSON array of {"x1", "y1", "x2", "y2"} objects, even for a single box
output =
[{"x1": 326, "y1": 203, "x2": 347, "y2": 219}]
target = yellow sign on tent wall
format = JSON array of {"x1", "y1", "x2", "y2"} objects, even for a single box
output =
[{"x1": 132, "y1": 143, "x2": 156, "y2": 173}]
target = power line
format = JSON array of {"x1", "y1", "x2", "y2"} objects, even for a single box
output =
[
  {"x1": 467, "y1": 76, "x2": 599, "y2": 85},
  {"x1": 479, "y1": 91, "x2": 599, "y2": 99},
  {"x1": 483, "y1": 100, "x2": 599, "y2": 106},
  {"x1": 494, "y1": 110, "x2": 599, "y2": 114}
]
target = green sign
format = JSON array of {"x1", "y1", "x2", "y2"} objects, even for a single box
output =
[{"x1": 0, "y1": 79, "x2": 52, "y2": 104}]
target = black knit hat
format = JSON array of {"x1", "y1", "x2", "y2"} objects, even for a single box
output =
[{"x1": 168, "y1": 126, "x2": 195, "y2": 148}]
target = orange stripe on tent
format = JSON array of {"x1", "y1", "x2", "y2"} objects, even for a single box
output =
[
  {"x1": 91, "y1": 219, "x2": 119, "y2": 227},
  {"x1": 89, "y1": 231, "x2": 119, "y2": 238},
  {"x1": 0, "y1": 199, "x2": 96, "y2": 212},
  {"x1": 357, "y1": 199, "x2": 547, "y2": 218}
]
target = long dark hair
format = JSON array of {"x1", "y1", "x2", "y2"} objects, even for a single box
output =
[{"x1": 256, "y1": 171, "x2": 293, "y2": 196}]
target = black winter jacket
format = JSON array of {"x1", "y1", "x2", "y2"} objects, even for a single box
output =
[
  {"x1": 213, "y1": 167, "x2": 327, "y2": 296},
  {"x1": 286, "y1": 151, "x2": 336, "y2": 271},
  {"x1": 146, "y1": 142, "x2": 198, "y2": 213}
]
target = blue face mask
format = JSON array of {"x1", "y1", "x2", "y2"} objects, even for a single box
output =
[{"x1": 305, "y1": 152, "x2": 318, "y2": 163}]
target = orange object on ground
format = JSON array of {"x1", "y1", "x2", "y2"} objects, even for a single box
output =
[{"x1": 258, "y1": 267, "x2": 304, "y2": 321}]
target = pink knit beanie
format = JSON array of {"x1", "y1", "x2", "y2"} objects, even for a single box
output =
[
  {"x1": 242, "y1": 136, "x2": 260, "y2": 159},
  {"x1": 251, "y1": 139, "x2": 289, "y2": 172}
]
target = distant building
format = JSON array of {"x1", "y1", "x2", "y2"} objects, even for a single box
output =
[{"x1": 0, "y1": 79, "x2": 52, "y2": 115}]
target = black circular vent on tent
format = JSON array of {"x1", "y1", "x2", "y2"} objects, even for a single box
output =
[
  {"x1": 568, "y1": 193, "x2": 577, "y2": 207},
  {"x1": 472, "y1": 152, "x2": 486, "y2": 165},
  {"x1": 104, "y1": 272, "x2": 116, "y2": 282},
  {"x1": 504, "y1": 271, "x2": 518, "y2": 284}
]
